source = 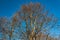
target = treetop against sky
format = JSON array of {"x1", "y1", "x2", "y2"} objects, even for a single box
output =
[{"x1": 0, "y1": 0, "x2": 60, "y2": 40}]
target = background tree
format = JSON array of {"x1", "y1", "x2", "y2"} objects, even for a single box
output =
[{"x1": 0, "y1": 17, "x2": 11, "y2": 40}]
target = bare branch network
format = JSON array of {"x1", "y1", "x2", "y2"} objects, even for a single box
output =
[{"x1": 0, "y1": 3, "x2": 59, "y2": 40}]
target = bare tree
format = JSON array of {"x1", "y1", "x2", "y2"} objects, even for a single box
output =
[
  {"x1": 10, "y1": 3, "x2": 57, "y2": 40},
  {"x1": 0, "y1": 3, "x2": 58, "y2": 40}
]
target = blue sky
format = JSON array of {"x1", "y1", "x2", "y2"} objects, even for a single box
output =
[
  {"x1": 0, "y1": 0, "x2": 60, "y2": 18},
  {"x1": 0, "y1": 0, "x2": 60, "y2": 38}
]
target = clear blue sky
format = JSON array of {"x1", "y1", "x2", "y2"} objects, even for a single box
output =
[
  {"x1": 0, "y1": 0, "x2": 60, "y2": 18},
  {"x1": 0, "y1": 0, "x2": 60, "y2": 38}
]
